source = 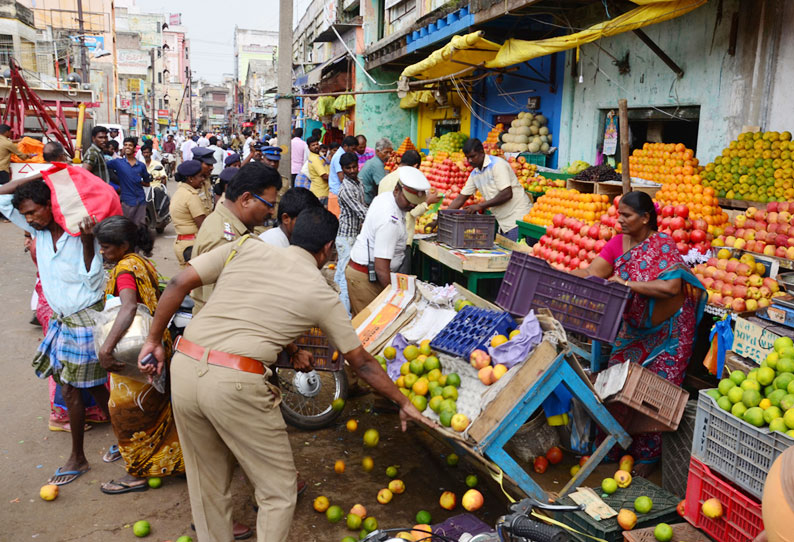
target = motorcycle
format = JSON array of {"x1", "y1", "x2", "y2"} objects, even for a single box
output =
[
  {"x1": 161, "y1": 153, "x2": 175, "y2": 180},
  {"x1": 145, "y1": 165, "x2": 171, "y2": 234},
  {"x1": 167, "y1": 299, "x2": 347, "y2": 430}
]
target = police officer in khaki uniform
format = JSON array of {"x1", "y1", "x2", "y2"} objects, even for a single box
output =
[
  {"x1": 170, "y1": 160, "x2": 208, "y2": 266},
  {"x1": 190, "y1": 147, "x2": 217, "y2": 214},
  {"x1": 191, "y1": 161, "x2": 282, "y2": 314},
  {"x1": 139, "y1": 207, "x2": 427, "y2": 542}
]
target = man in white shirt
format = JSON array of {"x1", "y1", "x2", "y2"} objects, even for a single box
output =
[
  {"x1": 197, "y1": 132, "x2": 210, "y2": 148},
  {"x1": 242, "y1": 130, "x2": 255, "y2": 160},
  {"x1": 345, "y1": 167, "x2": 430, "y2": 315},
  {"x1": 259, "y1": 187, "x2": 322, "y2": 247},
  {"x1": 181, "y1": 136, "x2": 197, "y2": 163},
  {"x1": 448, "y1": 138, "x2": 532, "y2": 241},
  {"x1": 207, "y1": 136, "x2": 225, "y2": 178}
]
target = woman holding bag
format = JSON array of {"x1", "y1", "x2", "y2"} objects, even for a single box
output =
[{"x1": 92, "y1": 216, "x2": 184, "y2": 494}]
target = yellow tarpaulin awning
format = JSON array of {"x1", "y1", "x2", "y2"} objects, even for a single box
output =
[{"x1": 400, "y1": 0, "x2": 706, "y2": 79}]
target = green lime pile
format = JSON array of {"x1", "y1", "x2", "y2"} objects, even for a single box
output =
[
  {"x1": 393, "y1": 341, "x2": 461, "y2": 422},
  {"x1": 708, "y1": 336, "x2": 794, "y2": 436}
]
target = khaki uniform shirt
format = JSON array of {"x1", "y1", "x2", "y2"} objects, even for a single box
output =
[
  {"x1": 0, "y1": 134, "x2": 29, "y2": 173},
  {"x1": 190, "y1": 202, "x2": 250, "y2": 313},
  {"x1": 187, "y1": 239, "x2": 361, "y2": 366},
  {"x1": 170, "y1": 183, "x2": 206, "y2": 235},
  {"x1": 199, "y1": 178, "x2": 214, "y2": 214},
  {"x1": 378, "y1": 168, "x2": 430, "y2": 244}
]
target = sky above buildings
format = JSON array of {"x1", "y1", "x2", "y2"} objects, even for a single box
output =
[{"x1": 133, "y1": 0, "x2": 281, "y2": 83}]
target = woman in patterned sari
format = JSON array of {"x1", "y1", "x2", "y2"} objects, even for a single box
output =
[
  {"x1": 92, "y1": 216, "x2": 184, "y2": 493},
  {"x1": 573, "y1": 191, "x2": 706, "y2": 475}
]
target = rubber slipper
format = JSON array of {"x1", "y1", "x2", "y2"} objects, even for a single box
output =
[
  {"x1": 48, "y1": 466, "x2": 90, "y2": 486},
  {"x1": 102, "y1": 444, "x2": 122, "y2": 463},
  {"x1": 100, "y1": 479, "x2": 149, "y2": 495},
  {"x1": 48, "y1": 422, "x2": 92, "y2": 433}
]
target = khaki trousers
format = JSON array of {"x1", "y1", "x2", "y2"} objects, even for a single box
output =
[
  {"x1": 170, "y1": 352, "x2": 297, "y2": 542},
  {"x1": 345, "y1": 265, "x2": 385, "y2": 316},
  {"x1": 173, "y1": 238, "x2": 195, "y2": 267}
]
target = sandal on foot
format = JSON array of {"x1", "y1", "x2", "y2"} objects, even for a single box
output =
[
  {"x1": 48, "y1": 421, "x2": 92, "y2": 433},
  {"x1": 48, "y1": 466, "x2": 90, "y2": 486},
  {"x1": 102, "y1": 444, "x2": 122, "y2": 463},
  {"x1": 100, "y1": 479, "x2": 148, "y2": 495}
]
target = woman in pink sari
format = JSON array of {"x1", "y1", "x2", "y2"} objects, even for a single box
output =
[{"x1": 573, "y1": 192, "x2": 706, "y2": 474}]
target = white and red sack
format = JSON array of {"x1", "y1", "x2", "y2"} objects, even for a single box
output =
[{"x1": 41, "y1": 163, "x2": 122, "y2": 235}]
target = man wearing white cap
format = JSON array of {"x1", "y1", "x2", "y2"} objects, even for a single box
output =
[{"x1": 345, "y1": 167, "x2": 430, "y2": 315}]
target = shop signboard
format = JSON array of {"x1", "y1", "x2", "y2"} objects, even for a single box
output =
[
  {"x1": 732, "y1": 316, "x2": 778, "y2": 365},
  {"x1": 157, "y1": 109, "x2": 170, "y2": 118},
  {"x1": 527, "y1": 96, "x2": 541, "y2": 110}
]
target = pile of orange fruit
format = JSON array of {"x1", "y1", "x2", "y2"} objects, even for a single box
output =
[
  {"x1": 627, "y1": 142, "x2": 700, "y2": 184},
  {"x1": 654, "y1": 181, "x2": 729, "y2": 228},
  {"x1": 523, "y1": 188, "x2": 611, "y2": 226}
]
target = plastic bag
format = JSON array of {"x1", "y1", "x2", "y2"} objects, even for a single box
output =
[
  {"x1": 487, "y1": 310, "x2": 543, "y2": 369},
  {"x1": 569, "y1": 397, "x2": 595, "y2": 454},
  {"x1": 90, "y1": 298, "x2": 166, "y2": 393},
  {"x1": 10, "y1": 136, "x2": 45, "y2": 163}
]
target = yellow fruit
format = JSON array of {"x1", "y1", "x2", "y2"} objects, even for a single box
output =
[
  {"x1": 439, "y1": 491, "x2": 457, "y2": 510},
  {"x1": 509, "y1": 330, "x2": 520, "y2": 340},
  {"x1": 39, "y1": 484, "x2": 58, "y2": 501},
  {"x1": 760, "y1": 398, "x2": 772, "y2": 410},
  {"x1": 361, "y1": 456, "x2": 374, "y2": 472},
  {"x1": 492, "y1": 364, "x2": 508, "y2": 380},
  {"x1": 450, "y1": 413, "x2": 470, "y2": 432},
  {"x1": 490, "y1": 335, "x2": 508, "y2": 347},
  {"x1": 313, "y1": 495, "x2": 330, "y2": 512},
  {"x1": 614, "y1": 470, "x2": 632, "y2": 488},
  {"x1": 412, "y1": 377, "x2": 429, "y2": 396},
  {"x1": 377, "y1": 488, "x2": 393, "y2": 504},
  {"x1": 388, "y1": 479, "x2": 406, "y2": 494},
  {"x1": 404, "y1": 345, "x2": 420, "y2": 361},
  {"x1": 396, "y1": 532, "x2": 415, "y2": 541},
  {"x1": 570, "y1": 465, "x2": 580, "y2": 477},
  {"x1": 412, "y1": 524, "x2": 432, "y2": 541},
  {"x1": 396, "y1": 376, "x2": 405, "y2": 388},
  {"x1": 400, "y1": 362, "x2": 411, "y2": 376},
  {"x1": 334, "y1": 460, "x2": 345, "y2": 473},
  {"x1": 617, "y1": 509, "x2": 637, "y2": 530},
  {"x1": 346, "y1": 419, "x2": 358, "y2": 432},
  {"x1": 702, "y1": 498, "x2": 723, "y2": 519},
  {"x1": 350, "y1": 503, "x2": 367, "y2": 518},
  {"x1": 363, "y1": 428, "x2": 380, "y2": 447},
  {"x1": 332, "y1": 398, "x2": 345, "y2": 411},
  {"x1": 419, "y1": 340, "x2": 432, "y2": 356},
  {"x1": 461, "y1": 489, "x2": 484, "y2": 511},
  {"x1": 384, "y1": 346, "x2": 397, "y2": 359}
]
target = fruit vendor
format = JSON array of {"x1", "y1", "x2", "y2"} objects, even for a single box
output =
[
  {"x1": 447, "y1": 138, "x2": 532, "y2": 240},
  {"x1": 138, "y1": 207, "x2": 427, "y2": 542},
  {"x1": 571, "y1": 191, "x2": 706, "y2": 473},
  {"x1": 346, "y1": 167, "x2": 431, "y2": 315},
  {"x1": 753, "y1": 445, "x2": 794, "y2": 542}
]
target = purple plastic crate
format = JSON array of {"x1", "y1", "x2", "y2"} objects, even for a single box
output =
[
  {"x1": 432, "y1": 513, "x2": 493, "y2": 539},
  {"x1": 496, "y1": 252, "x2": 631, "y2": 342}
]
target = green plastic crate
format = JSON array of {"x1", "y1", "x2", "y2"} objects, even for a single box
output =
[
  {"x1": 540, "y1": 171, "x2": 572, "y2": 181},
  {"x1": 517, "y1": 220, "x2": 546, "y2": 242},
  {"x1": 556, "y1": 477, "x2": 681, "y2": 542},
  {"x1": 518, "y1": 152, "x2": 548, "y2": 166}
]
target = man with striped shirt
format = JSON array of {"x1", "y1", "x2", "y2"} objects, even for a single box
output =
[{"x1": 334, "y1": 152, "x2": 368, "y2": 314}]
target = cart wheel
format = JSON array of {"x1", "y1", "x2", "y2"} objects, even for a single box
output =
[{"x1": 276, "y1": 368, "x2": 348, "y2": 430}]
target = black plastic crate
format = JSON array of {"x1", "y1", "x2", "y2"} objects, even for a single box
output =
[{"x1": 437, "y1": 209, "x2": 496, "y2": 249}]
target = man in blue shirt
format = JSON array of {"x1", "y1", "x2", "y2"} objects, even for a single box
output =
[
  {"x1": 328, "y1": 136, "x2": 358, "y2": 195},
  {"x1": 108, "y1": 137, "x2": 151, "y2": 226},
  {"x1": 0, "y1": 171, "x2": 109, "y2": 486}
]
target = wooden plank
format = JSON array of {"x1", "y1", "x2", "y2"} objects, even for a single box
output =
[
  {"x1": 469, "y1": 341, "x2": 558, "y2": 442},
  {"x1": 566, "y1": 178, "x2": 595, "y2": 193},
  {"x1": 416, "y1": 239, "x2": 512, "y2": 273}
]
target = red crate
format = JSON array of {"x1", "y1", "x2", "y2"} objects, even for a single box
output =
[
  {"x1": 684, "y1": 457, "x2": 764, "y2": 542},
  {"x1": 274, "y1": 328, "x2": 343, "y2": 371}
]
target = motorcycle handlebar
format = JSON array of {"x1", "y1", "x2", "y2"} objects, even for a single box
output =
[{"x1": 502, "y1": 516, "x2": 569, "y2": 542}]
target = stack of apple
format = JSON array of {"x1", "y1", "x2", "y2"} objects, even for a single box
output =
[
  {"x1": 531, "y1": 213, "x2": 614, "y2": 271},
  {"x1": 420, "y1": 152, "x2": 482, "y2": 208},
  {"x1": 657, "y1": 204, "x2": 712, "y2": 255},
  {"x1": 693, "y1": 250, "x2": 781, "y2": 311},
  {"x1": 520, "y1": 175, "x2": 566, "y2": 194},
  {"x1": 711, "y1": 201, "x2": 794, "y2": 260},
  {"x1": 507, "y1": 156, "x2": 538, "y2": 184}
]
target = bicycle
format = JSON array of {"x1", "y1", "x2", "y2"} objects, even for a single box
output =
[{"x1": 362, "y1": 496, "x2": 584, "y2": 542}]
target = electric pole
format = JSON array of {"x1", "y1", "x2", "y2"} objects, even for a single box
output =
[
  {"x1": 76, "y1": 0, "x2": 89, "y2": 84},
  {"x1": 150, "y1": 48, "x2": 156, "y2": 135},
  {"x1": 276, "y1": 0, "x2": 293, "y2": 182},
  {"x1": 188, "y1": 68, "x2": 194, "y2": 130}
]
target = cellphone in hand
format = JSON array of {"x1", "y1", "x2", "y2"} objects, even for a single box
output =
[{"x1": 141, "y1": 353, "x2": 157, "y2": 366}]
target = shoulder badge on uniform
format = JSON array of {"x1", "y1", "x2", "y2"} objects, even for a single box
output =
[{"x1": 223, "y1": 222, "x2": 236, "y2": 241}]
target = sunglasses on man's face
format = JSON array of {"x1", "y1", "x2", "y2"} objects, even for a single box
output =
[{"x1": 250, "y1": 192, "x2": 275, "y2": 208}]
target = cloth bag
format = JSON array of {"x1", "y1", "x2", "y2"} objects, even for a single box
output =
[{"x1": 41, "y1": 163, "x2": 122, "y2": 235}]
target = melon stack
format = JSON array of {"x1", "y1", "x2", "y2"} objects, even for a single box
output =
[{"x1": 500, "y1": 112, "x2": 553, "y2": 154}]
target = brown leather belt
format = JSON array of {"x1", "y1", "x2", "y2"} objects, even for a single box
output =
[
  {"x1": 348, "y1": 260, "x2": 369, "y2": 274},
  {"x1": 175, "y1": 337, "x2": 265, "y2": 375},
  {"x1": 177, "y1": 234, "x2": 196, "y2": 241}
]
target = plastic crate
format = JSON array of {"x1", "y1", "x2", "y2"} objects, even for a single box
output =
[
  {"x1": 496, "y1": 252, "x2": 631, "y2": 342},
  {"x1": 518, "y1": 152, "x2": 548, "y2": 166},
  {"x1": 557, "y1": 477, "x2": 680, "y2": 542},
  {"x1": 516, "y1": 220, "x2": 546, "y2": 242},
  {"x1": 274, "y1": 328, "x2": 343, "y2": 371},
  {"x1": 431, "y1": 513, "x2": 493, "y2": 539},
  {"x1": 691, "y1": 389, "x2": 794, "y2": 500},
  {"x1": 661, "y1": 401, "x2": 698, "y2": 498},
  {"x1": 607, "y1": 362, "x2": 689, "y2": 434},
  {"x1": 430, "y1": 305, "x2": 517, "y2": 359},
  {"x1": 684, "y1": 457, "x2": 764, "y2": 542},
  {"x1": 437, "y1": 210, "x2": 496, "y2": 249},
  {"x1": 622, "y1": 522, "x2": 710, "y2": 542}
]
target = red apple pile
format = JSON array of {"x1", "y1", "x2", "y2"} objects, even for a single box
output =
[
  {"x1": 657, "y1": 204, "x2": 712, "y2": 255},
  {"x1": 420, "y1": 152, "x2": 478, "y2": 207},
  {"x1": 712, "y1": 201, "x2": 794, "y2": 260},
  {"x1": 693, "y1": 251, "x2": 781, "y2": 311},
  {"x1": 531, "y1": 213, "x2": 616, "y2": 271}
]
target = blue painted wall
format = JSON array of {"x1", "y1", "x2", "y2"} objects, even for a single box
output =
[{"x1": 469, "y1": 53, "x2": 566, "y2": 168}]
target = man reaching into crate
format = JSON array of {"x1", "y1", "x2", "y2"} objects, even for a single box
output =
[{"x1": 447, "y1": 138, "x2": 532, "y2": 241}]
